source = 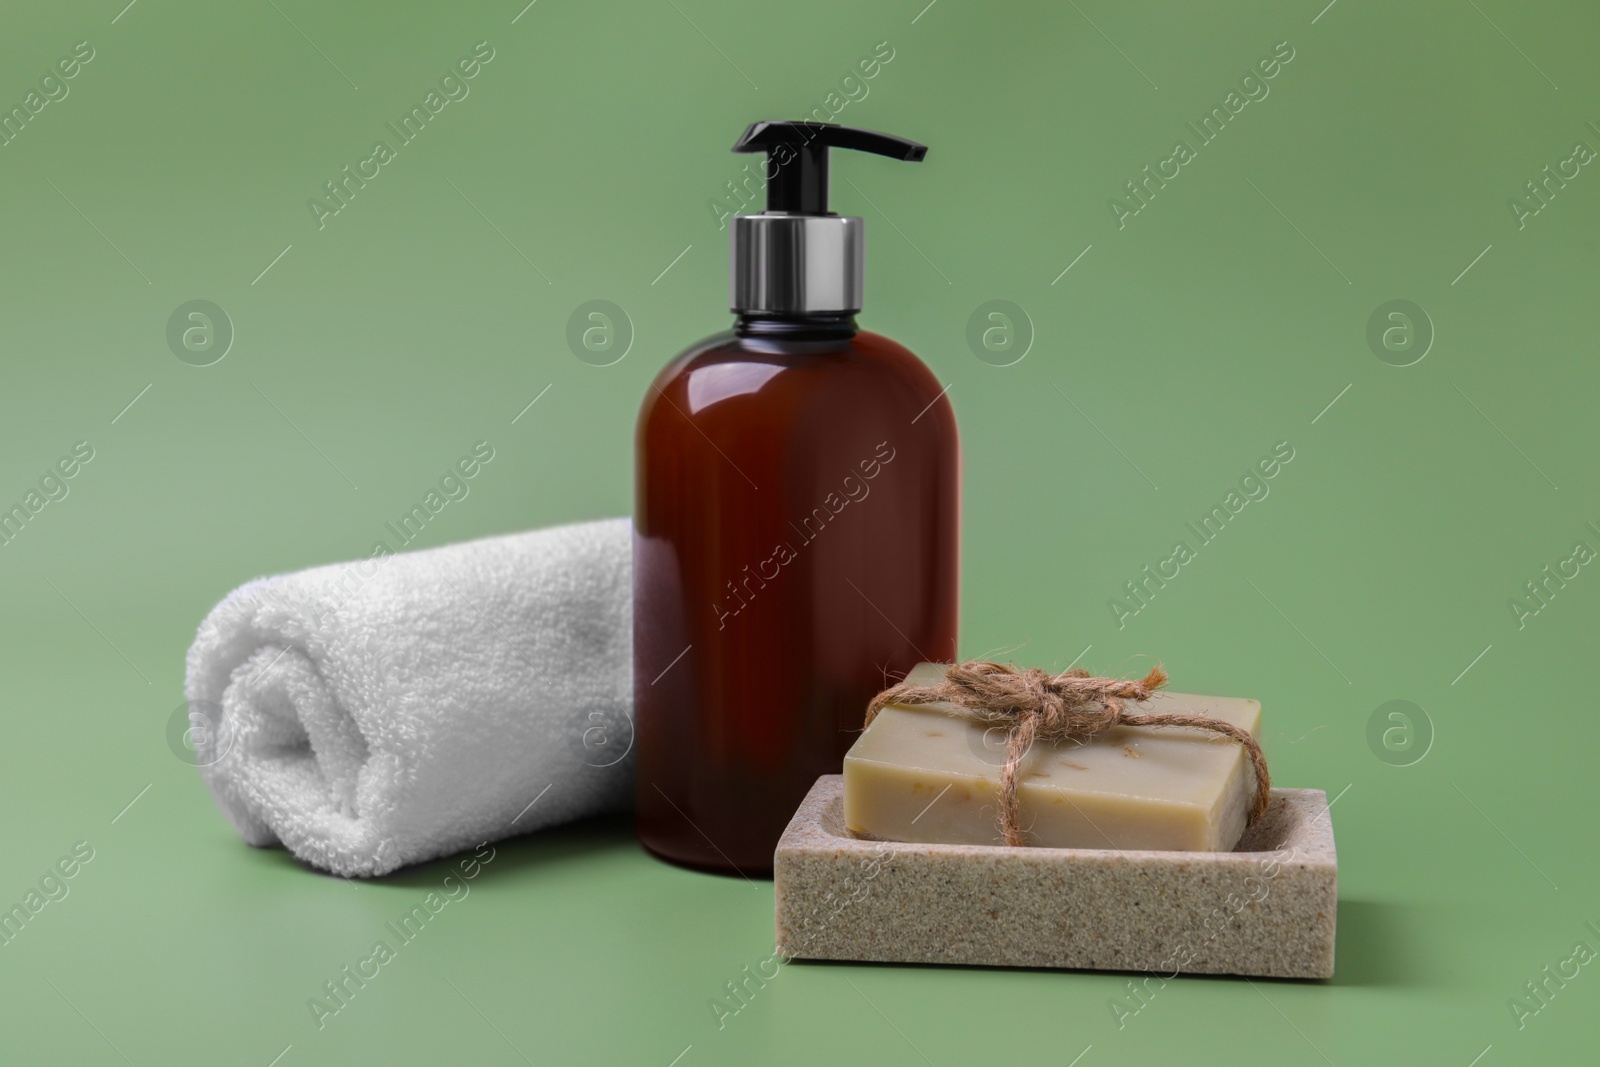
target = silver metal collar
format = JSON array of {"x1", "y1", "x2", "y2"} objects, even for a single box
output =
[{"x1": 730, "y1": 213, "x2": 863, "y2": 315}]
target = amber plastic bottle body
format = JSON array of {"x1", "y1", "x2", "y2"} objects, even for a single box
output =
[{"x1": 633, "y1": 315, "x2": 959, "y2": 876}]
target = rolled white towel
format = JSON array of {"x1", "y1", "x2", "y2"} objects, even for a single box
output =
[{"x1": 184, "y1": 517, "x2": 633, "y2": 877}]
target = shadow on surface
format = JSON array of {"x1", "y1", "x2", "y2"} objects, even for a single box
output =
[
  {"x1": 784, "y1": 956, "x2": 1321, "y2": 985},
  {"x1": 244, "y1": 812, "x2": 645, "y2": 886},
  {"x1": 1328, "y1": 899, "x2": 1426, "y2": 989},
  {"x1": 386, "y1": 813, "x2": 641, "y2": 888}
]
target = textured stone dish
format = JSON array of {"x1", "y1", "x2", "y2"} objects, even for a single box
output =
[{"x1": 774, "y1": 775, "x2": 1336, "y2": 979}]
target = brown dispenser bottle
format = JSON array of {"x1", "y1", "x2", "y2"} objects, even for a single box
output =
[{"x1": 633, "y1": 121, "x2": 959, "y2": 875}]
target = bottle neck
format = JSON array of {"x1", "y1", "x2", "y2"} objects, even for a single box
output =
[{"x1": 734, "y1": 312, "x2": 858, "y2": 341}]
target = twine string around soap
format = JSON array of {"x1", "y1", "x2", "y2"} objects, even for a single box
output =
[{"x1": 864, "y1": 662, "x2": 1271, "y2": 848}]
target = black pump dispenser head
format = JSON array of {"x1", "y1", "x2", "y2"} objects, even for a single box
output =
[
  {"x1": 729, "y1": 120, "x2": 927, "y2": 316},
  {"x1": 732, "y1": 121, "x2": 928, "y2": 215}
]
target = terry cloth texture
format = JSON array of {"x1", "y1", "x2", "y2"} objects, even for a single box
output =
[{"x1": 184, "y1": 518, "x2": 633, "y2": 877}]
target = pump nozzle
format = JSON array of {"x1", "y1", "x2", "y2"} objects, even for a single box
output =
[
  {"x1": 732, "y1": 121, "x2": 927, "y2": 215},
  {"x1": 728, "y1": 120, "x2": 928, "y2": 315}
]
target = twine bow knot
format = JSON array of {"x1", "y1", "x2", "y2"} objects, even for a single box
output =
[{"x1": 865, "y1": 661, "x2": 1270, "y2": 847}]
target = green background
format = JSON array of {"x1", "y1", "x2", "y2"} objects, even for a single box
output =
[{"x1": 1, "y1": 0, "x2": 1594, "y2": 1063}]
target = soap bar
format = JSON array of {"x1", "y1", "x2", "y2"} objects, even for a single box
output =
[{"x1": 843, "y1": 663, "x2": 1261, "y2": 851}]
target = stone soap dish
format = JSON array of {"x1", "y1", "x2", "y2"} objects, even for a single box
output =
[{"x1": 774, "y1": 775, "x2": 1337, "y2": 979}]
